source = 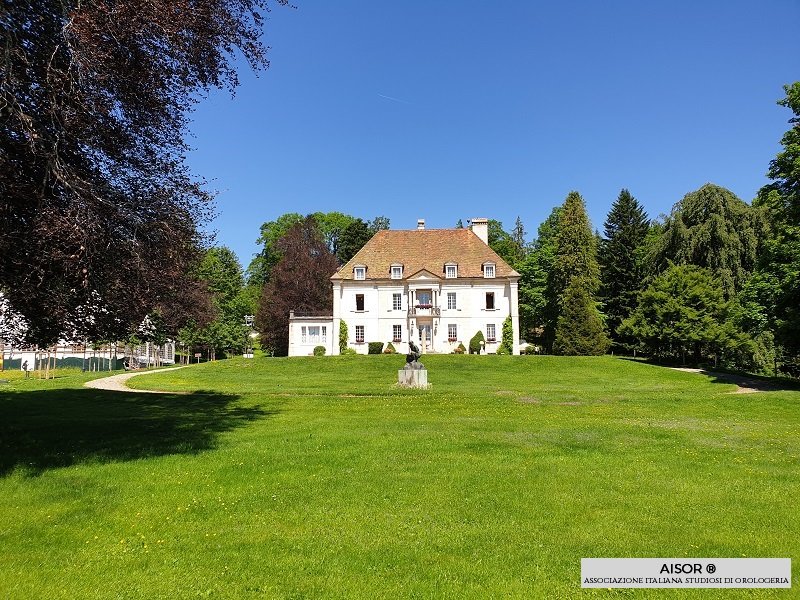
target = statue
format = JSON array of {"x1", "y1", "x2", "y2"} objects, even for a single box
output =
[{"x1": 405, "y1": 339, "x2": 424, "y2": 370}]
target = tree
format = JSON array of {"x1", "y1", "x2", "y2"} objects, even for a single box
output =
[
  {"x1": 199, "y1": 248, "x2": 246, "y2": 309},
  {"x1": 650, "y1": 184, "x2": 762, "y2": 299},
  {"x1": 547, "y1": 192, "x2": 606, "y2": 352},
  {"x1": 369, "y1": 216, "x2": 391, "y2": 233},
  {"x1": 498, "y1": 316, "x2": 514, "y2": 354},
  {"x1": 754, "y1": 82, "x2": 800, "y2": 360},
  {"x1": 339, "y1": 320, "x2": 349, "y2": 354},
  {"x1": 195, "y1": 247, "x2": 253, "y2": 357},
  {"x1": 762, "y1": 82, "x2": 800, "y2": 224},
  {"x1": 518, "y1": 207, "x2": 560, "y2": 347},
  {"x1": 511, "y1": 217, "x2": 526, "y2": 250},
  {"x1": 619, "y1": 264, "x2": 728, "y2": 364},
  {"x1": 552, "y1": 192, "x2": 600, "y2": 299},
  {"x1": 311, "y1": 212, "x2": 358, "y2": 257},
  {"x1": 256, "y1": 218, "x2": 339, "y2": 356},
  {"x1": 488, "y1": 219, "x2": 525, "y2": 268},
  {"x1": 0, "y1": 0, "x2": 286, "y2": 346},
  {"x1": 553, "y1": 279, "x2": 610, "y2": 356},
  {"x1": 337, "y1": 219, "x2": 373, "y2": 264},
  {"x1": 246, "y1": 213, "x2": 305, "y2": 287},
  {"x1": 599, "y1": 189, "x2": 650, "y2": 349},
  {"x1": 469, "y1": 330, "x2": 485, "y2": 354},
  {"x1": 248, "y1": 212, "x2": 384, "y2": 283}
]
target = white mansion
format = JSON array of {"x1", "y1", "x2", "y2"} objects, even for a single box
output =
[{"x1": 288, "y1": 218, "x2": 521, "y2": 356}]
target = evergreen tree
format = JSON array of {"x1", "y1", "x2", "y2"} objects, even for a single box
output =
[
  {"x1": 552, "y1": 191, "x2": 601, "y2": 298},
  {"x1": 619, "y1": 264, "x2": 728, "y2": 364},
  {"x1": 599, "y1": 189, "x2": 650, "y2": 348},
  {"x1": 339, "y1": 320, "x2": 349, "y2": 354},
  {"x1": 549, "y1": 192, "x2": 606, "y2": 352},
  {"x1": 487, "y1": 219, "x2": 525, "y2": 268},
  {"x1": 369, "y1": 216, "x2": 391, "y2": 233},
  {"x1": 498, "y1": 316, "x2": 514, "y2": 354},
  {"x1": 553, "y1": 279, "x2": 610, "y2": 355},
  {"x1": 337, "y1": 219, "x2": 373, "y2": 264},
  {"x1": 511, "y1": 217, "x2": 526, "y2": 249}
]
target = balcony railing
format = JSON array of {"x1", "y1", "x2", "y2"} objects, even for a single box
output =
[{"x1": 408, "y1": 305, "x2": 441, "y2": 316}]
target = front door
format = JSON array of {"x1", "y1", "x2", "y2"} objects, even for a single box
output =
[{"x1": 418, "y1": 324, "x2": 432, "y2": 352}]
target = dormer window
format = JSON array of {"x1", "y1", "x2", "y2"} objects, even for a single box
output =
[
  {"x1": 445, "y1": 263, "x2": 458, "y2": 279},
  {"x1": 483, "y1": 263, "x2": 495, "y2": 278},
  {"x1": 391, "y1": 264, "x2": 403, "y2": 280},
  {"x1": 354, "y1": 266, "x2": 366, "y2": 280}
]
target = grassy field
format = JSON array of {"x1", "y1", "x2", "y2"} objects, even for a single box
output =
[{"x1": 1, "y1": 356, "x2": 798, "y2": 598}]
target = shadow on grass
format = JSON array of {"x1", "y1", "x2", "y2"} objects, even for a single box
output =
[
  {"x1": 618, "y1": 357, "x2": 800, "y2": 393},
  {"x1": 0, "y1": 388, "x2": 276, "y2": 476}
]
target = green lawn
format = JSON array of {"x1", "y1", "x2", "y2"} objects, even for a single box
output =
[{"x1": 1, "y1": 356, "x2": 798, "y2": 598}]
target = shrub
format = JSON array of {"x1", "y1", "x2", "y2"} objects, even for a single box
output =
[
  {"x1": 384, "y1": 342, "x2": 396, "y2": 354},
  {"x1": 452, "y1": 342, "x2": 466, "y2": 354},
  {"x1": 469, "y1": 331, "x2": 485, "y2": 354},
  {"x1": 341, "y1": 348, "x2": 357, "y2": 356},
  {"x1": 522, "y1": 345, "x2": 538, "y2": 355},
  {"x1": 499, "y1": 316, "x2": 514, "y2": 354},
  {"x1": 339, "y1": 320, "x2": 349, "y2": 354},
  {"x1": 368, "y1": 342, "x2": 384, "y2": 355},
  {"x1": 313, "y1": 346, "x2": 326, "y2": 356}
]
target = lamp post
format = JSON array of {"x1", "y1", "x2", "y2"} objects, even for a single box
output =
[{"x1": 243, "y1": 315, "x2": 255, "y2": 358}]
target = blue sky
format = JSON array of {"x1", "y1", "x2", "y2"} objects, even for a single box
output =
[{"x1": 186, "y1": 0, "x2": 800, "y2": 269}]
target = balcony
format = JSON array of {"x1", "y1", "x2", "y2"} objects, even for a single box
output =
[{"x1": 408, "y1": 305, "x2": 441, "y2": 317}]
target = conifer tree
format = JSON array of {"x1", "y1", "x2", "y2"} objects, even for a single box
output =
[
  {"x1": 498, "y1": 316, "x2": 514, "y2": 354},
  {"x1": 553, "y1": 279, "x2": 610, "y2": 355},
  {"x1": 552, "y1": 191, "x2": 601, "y2": 299},
  {"x1": 548, "y1": 192, "x2": 607, "y2": 352},
  {"x1": 599, "y1": 189, "x2": 650, "y2": 348}
]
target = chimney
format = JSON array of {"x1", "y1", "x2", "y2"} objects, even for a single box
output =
[
  {"x1": 417, "y1": 219, "x2": 425, "y2": 230},
  {"x1": 470, "y1": 217, "x2": 488, "y2": 245}
]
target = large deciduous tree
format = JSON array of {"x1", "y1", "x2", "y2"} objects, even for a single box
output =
[
  {"x1": 599, "y1": 189, "x2": 650, "y2": 349},
  {"x1": 754, "y1": 82, "x2": 800, "y2": 361},
  {"x1": 649, "y1": 184, "x2": 762, "y2": 299},
  {"x1": 0, "y1": 0, "x2": 286, "y2": 345},
  {"x1": 256, "y1": 218, "x2": 338, "y2": 356},
  {"x1": 518, "y1": 207, "x2": 560, "y2": 346}
]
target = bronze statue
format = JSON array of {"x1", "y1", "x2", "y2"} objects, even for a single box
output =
[{"x1": 405, "y1": 339, "x2": 423, "y2": 369}]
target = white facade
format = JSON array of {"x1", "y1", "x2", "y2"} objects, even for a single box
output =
[
  {"x1": 286, "y1": 315, "x2": 335, "y2": 357},
  {"x1": 330, "y1": 271, "x2": 519, "y2": 355},
  {"x1": 288, "y1": 220, "x2": 520, "y2": 356}
]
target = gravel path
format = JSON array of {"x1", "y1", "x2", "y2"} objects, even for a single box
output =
[
  {"x1": 84, "y1": 366, "x2": 189, "y2": 394},
  {"x1": 671, "y1": 367, "x2": 779, "y2": 394}
]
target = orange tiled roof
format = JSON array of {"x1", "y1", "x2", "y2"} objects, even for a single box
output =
[{"x1": 331, "y1": 228, "x2": 520, "y2": 280}]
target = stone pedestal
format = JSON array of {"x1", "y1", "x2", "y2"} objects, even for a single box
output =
[{"x1": 398, "y1": 368, "x2": 429, "y2": 388}]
